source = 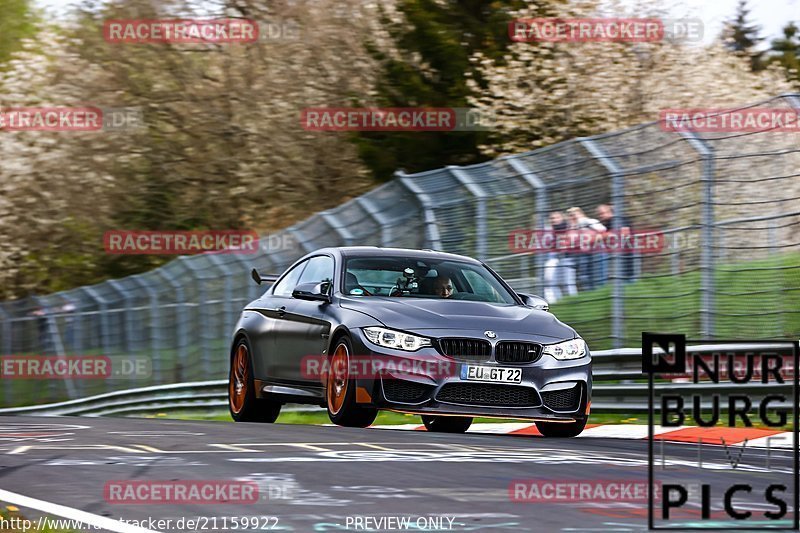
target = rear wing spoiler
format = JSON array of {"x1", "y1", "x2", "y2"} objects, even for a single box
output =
[{"x1": 251, "y1": 268, "x2": 280, "y2": 285}]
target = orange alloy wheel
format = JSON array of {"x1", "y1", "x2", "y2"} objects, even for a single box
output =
[
  {"x1": 327, "y1": 343, "x2": 349, "y2": 415},
  {"x1": 229, "y1": 343, "x2": 249, "y2": 414}
]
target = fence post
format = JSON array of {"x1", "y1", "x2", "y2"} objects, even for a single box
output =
[
  {"x1": 82, "y1": 287, "x2": 111, "y2": 356},
  {"x1": 179, "y1": 257, "x2": 211, "y2": 379},
  {"x1": 289, "y1": 228, "x2": 316, "y2": 255},
  {"x1": 507, "y1": 157, "x2": 549, "y2": 292},
  {"x1": 108, "y1": 280, "x2": 134, "y2": 355},
  {"x1": 357, "y1": 195, "x2": 393, "y2": 246},
  {"x1": 448, "y1": 166, "x2": 488, "y2": 261},
  {"x1": 0, "y1": 303, "x2": 10, "y2": 355},
  {"x1": 579, "y1": 138, "x2": 625, "y2": 350},
  {"x1": 678, "y1": 131, "x2": 716, "y2": 338},
  {"x1": 321, "y1": 211, "x2": 356, "y2": 246},
  {"x1": 396, "y1": 171, "x2": 444, "y2": 250},
  {"x1": 50, "y1": 295, "x2": 77, "y2": 399},
  {"x1": 231, "y1": 252, "x2": 262, "y2": 303},
  {"x1": 207, "y1": 254, "x2": 235, "y2": 340},
  {"x1": 158, "y1": 267, "x2": 187, "y2": 382},
  {"x1": 784, "y1": 93, "x2": 800, "y2": 110},
  {"x1": 130, "y1": 274, "x2": 161, "y2": 383},
  {"x1": 0, "y1": 303, "x2": 10, "y2": 406}
]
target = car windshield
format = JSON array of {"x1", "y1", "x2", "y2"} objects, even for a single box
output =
[{"x1": 343, "y1": 256, "x2": 517, "y2": 304}]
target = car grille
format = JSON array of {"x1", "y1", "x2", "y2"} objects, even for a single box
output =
[
  {"x1": 437, "y1": 338, "x2": 491, "y2": 363},
  {"x1": 541, "y1": 384, "x2": 582, "y2": 411},
  {"x1": 436, "y1": 383, "x2": 540, "y2": 407},
  {"x1": 382, "y1": 379, "x2": 431, "y2": 404},
  {"x1": 495, "y1": 341, "x2": 542, "y2": 364}
]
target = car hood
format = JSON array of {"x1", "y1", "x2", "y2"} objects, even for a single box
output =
[{"x1": 339, "y1": 296, "x2": 576, "y2": 341}]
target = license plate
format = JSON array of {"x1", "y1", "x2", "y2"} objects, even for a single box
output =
[{"x1": 460, "y1": 365, "x2": 522, "y2": 384}]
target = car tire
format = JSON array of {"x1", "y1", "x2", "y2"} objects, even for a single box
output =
[
  {"x1": 228, "y1": 337, "x2": 281, "y2": 423},
  {"x1": 421, "y1": 415, "x2": 473, "y2": 433},
  {"x1": 326, "y1": 336, "x2": 378, "y2": 428},
  {"x1": 536, "y1": 417, "x2": 587, "y2": 438}
]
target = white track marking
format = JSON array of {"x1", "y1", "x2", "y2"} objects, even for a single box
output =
[{"x1": 0, "y1": 488, "x2": 161, "y2": 533}]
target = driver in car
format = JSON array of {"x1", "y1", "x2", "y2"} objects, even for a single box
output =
[{"x1": 432, "y1": 275, "x2": 454, "y2": 298}]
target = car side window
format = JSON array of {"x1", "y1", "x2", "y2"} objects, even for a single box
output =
[
  {"x1": 463, "y1": 270, "x2": 499, "y2": 298},
  {"x1": 272, "y1": 260, "x2": 308, "y2": 297},
  {"x1": 297, "y1": 255, "x2": 334, "y2": 287}
]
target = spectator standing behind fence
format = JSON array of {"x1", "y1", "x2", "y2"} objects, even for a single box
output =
[
  {"x1": 542, "y1": 212, "x2": 577, "y2": 303},
  {"x1": 596, "y1": 204, "x2": 635, "y2": 282},
  {"x1": 566, "y1": 207, "x2": 607, "y2": 290}
]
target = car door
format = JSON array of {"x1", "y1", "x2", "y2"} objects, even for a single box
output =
[
  {"x1": 250, "y1": 259, "x2": 308, "y2": 381},
  {"x1": 275, "y1": 255, "x2": 336, "y2": 385}
]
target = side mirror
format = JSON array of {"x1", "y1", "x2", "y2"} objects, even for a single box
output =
[
  {"x1": 517, "y1": 292, "x2": 549, "y2": 312},
  {"x1": 292, "y1": 281, "x2": 331, "y2": 303}
]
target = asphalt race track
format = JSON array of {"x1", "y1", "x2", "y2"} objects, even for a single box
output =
[{"x1": 0, "y1": 416, "x2": 795, "y2": 532}]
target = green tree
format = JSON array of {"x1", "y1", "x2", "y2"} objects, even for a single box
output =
[
  {"x1": 0, "y1": 0, "x2": 37, "y2": 66},
  {"x1": 354, "y1": 0, "x2": 535, "y2": 180},
  {"x1": 768, "y1": 22, "x2": 800, "y2": 85},
  {"x1": 723, "y1": 0, "x2": 765, "y2": 71}
]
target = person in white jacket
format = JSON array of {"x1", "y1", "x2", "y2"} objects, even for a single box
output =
[
  {"x1": 566, "y1": 207, "x2": 607, "y2": 290},
  {"x1": 542, "y1": 211, "x2": 577, "y2": 303}
]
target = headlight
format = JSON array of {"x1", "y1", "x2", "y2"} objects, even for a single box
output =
[
  {"x1": 362, "y1": 327, "x2": 432, "y2": 351},
  {"x1": 543, "y1": 338, "x2": 586, "y2": 360}
]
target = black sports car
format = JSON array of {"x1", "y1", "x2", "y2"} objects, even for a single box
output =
[{"x1": 228, "y1": 247, "x2": 592, "y2": 436}]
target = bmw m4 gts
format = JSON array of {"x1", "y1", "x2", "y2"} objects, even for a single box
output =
[{"x1": 228, "y1": 247, "x2": 592, "y2": 436}]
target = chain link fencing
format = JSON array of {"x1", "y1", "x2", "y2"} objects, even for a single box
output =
[{"x1": 1, "y1": 93, "x2": 799, "y2": 407}]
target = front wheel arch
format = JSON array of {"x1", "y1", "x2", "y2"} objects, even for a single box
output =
[
  {"x1": 228, "y1": 336, "x2": 281, "y2": 423},
  {"x1": 325, "y1": 334, "x2": 378, "y2": 427}
]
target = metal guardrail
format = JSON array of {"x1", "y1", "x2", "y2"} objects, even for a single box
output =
[{"x1": 1, "y1": 344, "x2": 792, "y2": 416}]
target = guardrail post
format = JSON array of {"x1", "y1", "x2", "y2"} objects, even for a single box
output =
[
  {"x1": 357, "y1": 194, "x2": 394, "y2": 247},
  {"x1": 678, "y1": 131, "x2": 716, "y2": 338},
  {"x1": 507, "y1": 157, "x2": 549, "y2": 292},
  {"x1": 396, "y1": 171, "x2": 444, "y2": 250},
  {"x1": 579, "y1": 138, "x2": 625, "y2": 350},
  {"x1": 448, "y1": 167, "x2": 488, "y2": 261}
]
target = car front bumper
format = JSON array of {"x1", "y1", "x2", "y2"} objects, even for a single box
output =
[{"x1": 349, "y1": 328, "x2": 592, "y2": 422}]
